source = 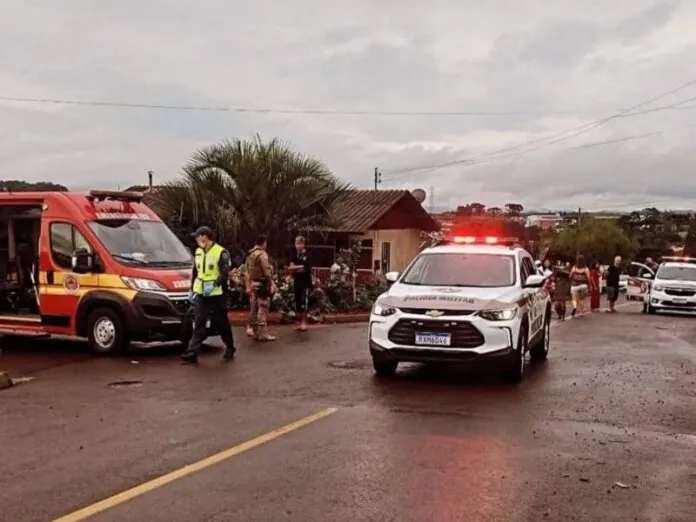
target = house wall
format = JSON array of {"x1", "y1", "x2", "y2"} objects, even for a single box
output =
[{"x1": 360, "y1": 228, "x2": 421, "y2": 273}]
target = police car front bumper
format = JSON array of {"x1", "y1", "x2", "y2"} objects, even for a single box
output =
[
  {"x1": 369, "y1": 311, "x2": 517, "y2": 365},
  {"x1": 648, "y1": 290, "x2": 696, "y2": 312}
]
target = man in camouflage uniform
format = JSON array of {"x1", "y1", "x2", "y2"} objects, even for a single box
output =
[{"x1": 246, "y1": 235, "x2": 277, "y2": 341}]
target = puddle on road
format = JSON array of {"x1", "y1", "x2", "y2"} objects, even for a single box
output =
[{"x1": 108, "y1": 380, "x2": 144, "y2": 388}]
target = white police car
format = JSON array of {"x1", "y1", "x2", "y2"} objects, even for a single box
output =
[
  {"x1": 369, "y1": 236, "x2": 551, "y2": 383},
  {"x1": 644, "y1": 256, "x2": 696, "y2": 314}
]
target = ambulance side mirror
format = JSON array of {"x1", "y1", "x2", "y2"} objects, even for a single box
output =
[{"x1": 72, "y1": 248, "x2": 93, "y2": 273}]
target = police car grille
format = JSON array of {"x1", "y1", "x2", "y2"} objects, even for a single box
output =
[
  {"x1": 388, "y1": 319, "x2": 484, "y2": 348},
  {"x1": 399, "y1": 308, "x2": 475, "y2": 316},
  {"x1": 664, "y1": 288, "x2": 696, "y2": 297}
]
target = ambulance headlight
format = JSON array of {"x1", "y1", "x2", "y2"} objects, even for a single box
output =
[
  {"x1": 479, "y1": 307, "x2": 518, "y2": 321},
  {"x1": 122, "y1": 277, "x2": 166, "y2": 291}
]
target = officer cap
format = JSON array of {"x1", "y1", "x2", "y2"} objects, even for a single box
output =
[{"x1": 191, "y1": 226, "x2": 214, "y2": 239}]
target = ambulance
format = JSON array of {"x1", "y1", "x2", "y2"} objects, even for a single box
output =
[{"x1": 0, "y1": 190, "x2": 198, "y2": 355}]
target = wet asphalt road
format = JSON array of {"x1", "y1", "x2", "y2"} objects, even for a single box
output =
[{"x1": 1, "y1": 302, "x2": 696, "y2": 522}]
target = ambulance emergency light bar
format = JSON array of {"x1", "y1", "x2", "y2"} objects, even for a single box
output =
[{"x1": 86, "y1": 190, "x2": 144, "y2": 203}]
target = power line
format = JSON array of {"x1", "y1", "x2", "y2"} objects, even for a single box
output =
[
  {"x1": 0, "y1": 94, "x2": 695, "y2": 117},
  {"x1": 381, "y1": 83, "x2": 696, "y2": 178}
]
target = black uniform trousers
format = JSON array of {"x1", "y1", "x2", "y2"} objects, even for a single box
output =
[{"x1": 187, "y1": 294, "x2": 235, "y2": 354}]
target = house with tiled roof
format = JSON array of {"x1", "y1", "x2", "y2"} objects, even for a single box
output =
[{"x1": 302, "y1": 189, "x2": 440, "y2": 273}]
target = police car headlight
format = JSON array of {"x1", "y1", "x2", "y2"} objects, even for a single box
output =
[
  {"x1": 652, "y1": 284, "x2": 664, "y2": 292},
  {"x1": 372, "y1": 299, "x2": 397, "y2": 317},
  {"x1": 479, "y1": 307, "x2": 518, "y2": 321},
  {"x1": 122, "y1": 277, "x2": 166, "y2": 291}
]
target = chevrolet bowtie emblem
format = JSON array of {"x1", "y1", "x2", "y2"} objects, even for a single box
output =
[{"x1": 425, "y1": 310, "x2": 444, "y2": 317}]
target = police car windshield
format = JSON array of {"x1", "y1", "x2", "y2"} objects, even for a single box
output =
[
  {"x1": 401, "y1": 253, "x2": 516, "y2": 287},
  {"x1": 88, "y1": 219, "x2": 192, "y2": 266},
  {"x1": 656, "y1": 264, "x2": 696, "y2": 282}
]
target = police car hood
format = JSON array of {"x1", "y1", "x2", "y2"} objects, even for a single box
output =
[
  {"x1": 381, "y1": 283, "x2": 523, "y2": 311},
  {"x1": 654, "y1": 278, "x2": 696, "y2": 289}
]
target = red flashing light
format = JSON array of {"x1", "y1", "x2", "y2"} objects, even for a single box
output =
[
  {"x1": 452, "y1": 236, "x2": 476, "y2": 244},
  {"x1": 484, "y1": 236, "x2": 498, "y2": 244}
]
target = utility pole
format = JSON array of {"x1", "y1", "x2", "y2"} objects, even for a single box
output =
[
  {"x1": 148, "y1": 170, "x2": 154, "y2": 192},
  {"x1": 373, "y1": 167, "x2": 381, "y2": 191},
  {"x1": 429, "y1": 185, "x2": 435, "y2": 213}
]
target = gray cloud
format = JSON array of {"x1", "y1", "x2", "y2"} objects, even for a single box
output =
[{"x1": 1, "y1": 0, "x2": 695, "y2": 211}]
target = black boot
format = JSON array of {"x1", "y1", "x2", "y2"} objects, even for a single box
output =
[
  {"x1": 222, "y1": 346, "x2": 236, "y2": 361},
  {"x1": 180, "y1": 351, "x2": 198, "y2": 364}
]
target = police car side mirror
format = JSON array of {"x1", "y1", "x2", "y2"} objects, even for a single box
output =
[
  {"x1": 71, "y1": 248, "x2": 92, "y2": 273},
  {"x1": 523, "y1": 274, "x2": 545, "y2": 288},
  {"x1": 385, "y1": 271, "x2": 400, "y2": 283},
  {"x1": 643, "y1": 273, "x2": 654, "y2": 279}
]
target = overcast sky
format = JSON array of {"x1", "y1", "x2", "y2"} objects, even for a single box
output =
[{"x1": 2, "y1": 0, "x2": 696, "y2": 212}]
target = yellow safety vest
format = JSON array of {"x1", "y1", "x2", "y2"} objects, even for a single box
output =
[{"x1": 192, "y1": 243, "x2": 225, "y2": 296}]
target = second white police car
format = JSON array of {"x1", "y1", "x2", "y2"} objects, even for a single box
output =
[
  {"x1": 369, "y1": 236, "x2": 551, "y2": 383},
  {"x1": 642, "y1": 256, "x2": 696, "y2": 314}
]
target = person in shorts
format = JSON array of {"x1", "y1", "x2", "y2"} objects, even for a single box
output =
[
  {"x1": 605, "y1": 255, "x2": 622, "y2": 312},
  {"x1": 288, "y1": 235, "x2": 313, "y2": 331},
  {"x1": 569, "y1": 254, "x2": 590, "y2": 317}
]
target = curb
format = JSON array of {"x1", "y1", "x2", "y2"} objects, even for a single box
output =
[
  {"x1": 228, "y1": 312, "x2": 370, "y2": 326},
  {"x1": 0, "y1": 372, "x2": 12, "y2": 390}
]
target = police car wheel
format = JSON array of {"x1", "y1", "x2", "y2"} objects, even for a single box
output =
[
  {"x1": 372, "y1": 358, "x2": 398, "y2": 378},
  {"x1": 646, "y1": 303, "x2": 656, "y2": 315},
  {"x1": 87, "y1": 308, "x2": 127, "y2": 356},
  {"x1": 504, "y1": 325, "x2": 527, "y2": 384},
  {"x1": 530, "y1": 312, "x2": 550, "y2": 361}
]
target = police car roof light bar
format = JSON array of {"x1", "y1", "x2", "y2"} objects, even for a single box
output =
[
  {"x1": 446, "y1": 236, "x2": 519, "y2": 246},
  {"x1": 86, "y1": 190, "x2": 144, "y2": 203},
  {"x1": 661, "y1": 256, "x2": 696, "y2": 264}
]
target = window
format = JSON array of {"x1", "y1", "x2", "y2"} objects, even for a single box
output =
[
  {"x1": 521, "y1": 257, "x2": 536, "y2": 283},
  {"x1": 381, "y1": 242, "x2": 392, "y2": 273},
  {"x1": 50, "y1": 222, "x2": 91, "y2": 269},
  {"x1": 655, "y1": 264, "x2": 696, "y2": 282},
  {"x1": 88, "y1": 219, "x2": 191, "y2": 266},
  {"x1": 401, "y1": 253, "x2": 516, "y2": 287}
]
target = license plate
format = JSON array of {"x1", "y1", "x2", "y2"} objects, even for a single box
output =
[
  {"x1": 415, "y1": 332, "x2": 451, "y2": 346},
  {"x1": 673, "y1": 298, "x2": 686, "y2": 304}
]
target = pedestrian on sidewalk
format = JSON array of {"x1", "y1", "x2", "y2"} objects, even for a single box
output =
[
  {"x1": 181, "y1": 226, "x2": 236, "y2": 364},
  {"x1": 605, "y1": 255, "x2": 623, "y2": 313},
  {"x1": 288, "y1": 235, "x2": 312, "y2": 332},
  {"x1": 589, "y1": 261, "x2": 601, "y2": 312},
  {"x1": 246, "y1": 235, "x2": 277, "y2": 342},
  {"x1": 570, "y1": 255, "x2": 590, "y2": 317}
]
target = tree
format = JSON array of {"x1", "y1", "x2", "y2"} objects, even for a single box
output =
[
  {"x1": 684, "y1": 219, "x2": 696, "y2": 257},
  {"x1": 0, "y1": 180, "x2": 68, "y2": 191},
  {"x1": 487, "y1": 206, "x2": 503, "y2": 217},
  {"x1": 548, "y1": 218, "x2": 636, "y2": 264},
  {"x1": 505, "y1": 203, "x2": 524, "y2": 217},
  {"x1": 470, "y1": 202, "x2": 486, "y2": 216},
  {"x1": 150, "y1": 136, "x2": 350, "y2": 259}
]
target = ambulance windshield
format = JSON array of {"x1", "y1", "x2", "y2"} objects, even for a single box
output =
[{"x1": 88, "y1": 219, "x2": 192, "y2": 266}]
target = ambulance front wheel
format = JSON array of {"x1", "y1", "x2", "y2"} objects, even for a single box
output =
[{"x1": 87, "y1": 308, "x2": 128, "y2": 356}]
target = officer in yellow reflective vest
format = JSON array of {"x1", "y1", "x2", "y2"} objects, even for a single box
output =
[{"x1": 181, "y1": 226, "x2": 236, "y2": 364}]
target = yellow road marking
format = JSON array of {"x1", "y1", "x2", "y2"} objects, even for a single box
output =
[{"x1": 52, "y1": 407, "x2": 338, "y2": 522}]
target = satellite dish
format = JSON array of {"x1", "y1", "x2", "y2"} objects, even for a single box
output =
[{"x1": 411, "y1": 188, "x2": 426, "y2": 203}]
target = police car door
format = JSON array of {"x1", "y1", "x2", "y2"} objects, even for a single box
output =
[
  {"x1": 627, "y1": 262, "x2": 654, "y2": 301},
  {"x1": 521, "y1": 255, "x2": 543, "y2": 336}
]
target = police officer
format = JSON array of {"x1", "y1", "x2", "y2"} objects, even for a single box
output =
[
  {"x1": 181, "y1": 226, "x2": 236, "y2": 364},
  {"x1": 246, "y1": 234, "x2": 277, "y2": 341}
]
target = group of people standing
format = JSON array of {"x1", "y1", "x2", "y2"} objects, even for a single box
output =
[
  {"x1": 180, "y1": 227, "x2": 313, "y2": 365},
  {"x1": 540, "y1": 255, "x2": 625, "y2": 320}
]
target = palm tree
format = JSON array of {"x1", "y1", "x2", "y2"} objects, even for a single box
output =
[{"x1": 151, "y1": 136, "x2": 350, "y2": 258}]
